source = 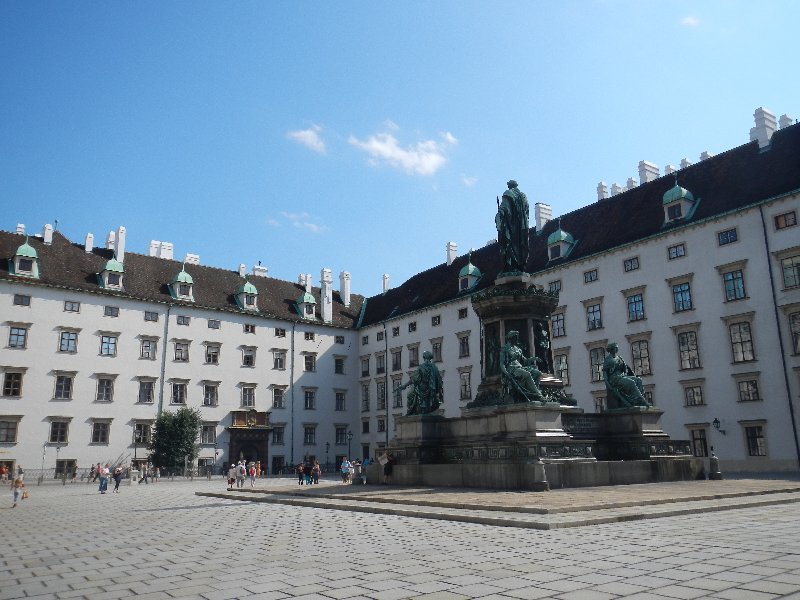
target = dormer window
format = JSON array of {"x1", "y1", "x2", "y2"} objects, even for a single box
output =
[
  {"x1": 169, "y1": 265, "x2": 194, "y2": 302},
  {"x1": 236, "y1": 279, "x2": 259, "y2": 312},
  {"x1": 549, "y1": 245, "x2": 561, "y2": 260},
  {"x1": 98, "y1": 258, "x2": 124, "y2": 290},
  {"x1": 662, "y1": 180, "x2": 698, "y2": 225},
  {"x1": 546, "y1": 222, "x2": 575, "y2": 261},
  {"x1": 9, "y1": 238, "x2": 39, "y2": 279},
  {"x1": 296, "y1": 291, "x2": 316, "y2": 319},
  {"x1": 458, "y1": 253, "x2": 482, "y2": 292}
]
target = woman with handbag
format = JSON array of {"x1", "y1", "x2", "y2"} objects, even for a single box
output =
[{"x1": 12, "y1": 477, "x2": 25, "y2": 507}]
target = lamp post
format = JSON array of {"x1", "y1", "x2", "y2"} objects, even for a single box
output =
[
  {"x1": 38, "y1": 442, "x2": 46, "y2": 486},
  {"x1": 56, "y1": 443, "x2": 64, "y2": 484},
  {"x1": 214, "y1": 442, "x2": 219, "y2": 476},
  {"x1": 347, "y1": 430, "x2": 353, "y2": 459},
  {"x1": 325, "y1": 442, "x2": 330, "y2": 470}
]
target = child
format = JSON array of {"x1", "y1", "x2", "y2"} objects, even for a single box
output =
[{"x1": 12, "y1": 478, "x2": 25, "y2": 508}]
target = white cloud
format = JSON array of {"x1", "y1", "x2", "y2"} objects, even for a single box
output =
[
  {"x1": 348, "y1": 127, "x2": 458, "y2": 176},
  {"x1": 681, "y1": 15, "x2": 700, "y2": 27},
  {"x1": 286, "y1": 124, "x2": 326, "y2": 154},
  {"x1": 278, "y1": 211, "x2": 328, "y2": 233},
  {"x1": 266, "y1": 218, "x2": 280, "y2": 227},
  {"x1": 462, "y1": 175, "x2": 478, "y2": 187}
]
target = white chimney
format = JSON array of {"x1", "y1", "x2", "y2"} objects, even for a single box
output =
[
  {"x1": 184, "y1": 253, "x2": 200, "y2": 265},
  {"x1": 85, "y1": 233, "x2": 94, "y2": 253},
  {"x1": 487, "y1": 238, "x2": 497, "y2": 246},
  {"x1": 159, "y1": 242, "x2": 173, "y2": 260},
  {"x1": 305, "y1": 274, "x2": 312, "y2": 293},
  {"x1": 116, "y1": 226, "x2": 126, "y2": 263},
  {"x1": 446, "y1": 242, "x2": 458, "y2": 266},
  {"x1": 105, "y1": 230, "x2": 115, "y2": 250},
  {"x1": 239, "y1": 264, "x2": 247, "y2": 277},
  {"x1": 149, "y1": 240, "x2": 160, "y2": 257},
  {"x1": 534, "y1": 202, "x2": 552, "y2": 228},
  {"x1": 611, "y1": 183, "x2": 623, "y2": 196},
  {"x1": 664, "y1": 164, "x2": 677, "y2": 175},
  {"x1": 625, "y1": 177, "x2": 638, "y2": 191},
  {"x1": 382, "y1": 274, "x2": 391, "y2": 293},
  {"x1": 779, "y1": 114, "x2": 793, "y2": 129},
  {"x1": 252, "y1": 264, "x2": 268, "y2": 278},
  {"x1": 43, "y1": 224, "x2": 54, "y2": 245},
  {"x1": 638, "y1": 161, "x2": 659, "y2": 184},
  {"x1": 680, "y1": 158, "x2": 692, "y2": 169},
  {"x1": 339, "y1": 271, "x2": 351, "y2": 308},
  {"x1": 699, "y1": 151, "x2": 714, "y2": 161},
  {"x1": 596, "y1": 183, "x2": 609, "y2": 202},
  {"x1": 15, "y1": 224, "x2": 25, "y2": 235},
  {"x1": 321, "y1": 268, "x2": 333, "y2": 323},
  {"x1": 750, "y1": 107, "x2": 777, "y2": 149}
]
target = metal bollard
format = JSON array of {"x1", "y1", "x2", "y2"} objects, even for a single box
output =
[{"x1": 709, "y1": 450, "x2": 723, "y2": 480}]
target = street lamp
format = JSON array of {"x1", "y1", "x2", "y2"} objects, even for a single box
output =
[
  {"x1": 347, "y1": 430, "x2": 353, "y2": 459},
  {"x1": 39, "y1": 442, "x2": 46, "y2": 485}
]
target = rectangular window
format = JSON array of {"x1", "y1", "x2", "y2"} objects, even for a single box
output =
[
  {"x1": 738, "y1": 379, "x2": 760, "y2": 402},
  {"x1": 718, "y1": 228, "x2": 738, "y2": 245},
  {"x1": 272, "y1": 426, "x2": 285, "y2": 445},
  {"x1": 107, "y1": 273, "x2": 121, "y2": 287},
  {"x1": 392, "y1": 379, "x2": 403, "y2": 408},
  {"x1": 791, "y1": 312, "x2": 800, "y2": 355},
  {"x1": 672, "y1": 282, "x2": 693, "y2": 312},
  {"x1": 174, "y1": 342, "x2": 189, "y2": 362},
  {"x1": 104, "y1": 306, "x2": 119, "y2": 317},
  {"x1": 391, "y1": 327, "x2": 400, "y2": 337},
  {"x1": 376, "y1": 381, "x2": 386, "y2": 410},
  {"x1": 272, "y1": 387, "x2": 285, "y2": 408},
  {"x1": 458, "y1": 308, "x2": 468, "y2": 319},
  {"x1": 13, "y1": 294, "x2": 31, "y2": 306},
  {"x1": 17, "y1": 258, "x2": 33, "y2": 273},
  {"x1": 623, "y1": 257, "x2": 640, "y2": 272},
  {"x1": 677, "y1": 331, "x2": 701, "y2": 369},
  {"x1": 201, "y1": 425, "x2": 216, "y2": 445},
  {"x1": 241, "y1": 386, "x2": 256, "y2": 407},
  {"x1": 549, "y1": 245, "x2": 561, "y2": 260},
  {"x1": 548, "y1": 280, "x2": 562, "y2": 293},
  {"x1": 723, "y1": 270, "x2": 746, "y2": 301},
  {"x1": 64, "y1": 301, "x2": 81, "y2": 312},
  {"x1": 58, "y1": 331, "x2": 78, "y2": 353},
  {"x1": 408, "y1": 346, "x2": 419, "y2": 367},
  {"x1": 361, "y1": 335, "x2": 369, "y2": 346},
  {"x1": 361, "y1": 357, "x2": 370, "y2": 377},
  {"x1": 171, "y1": 383, "x2": 187, "y2": 404},
  {"x1": 335, "y1": 335, "x2": 345, "y2": 344},
  {"x1": 667, "y1": 204, "x2": 682, "y2": 220},
  {"x1": 589, "y1": 348, "x2": 605, "y2": 382},
  {"x1": 361, "y1": 420, "x2": 370, "y2": 434},
  {"x1": 586, "y1": 304, "x2": 602, "y2": 330},
  {"x1": 684, "y1": 385, "x2": 704, "y2": 406},
  {"x1": 275, "y1": 327, "x2": 286, "y2": 337},
  {"x1": 335, "y1": 427, "x2": 347, "y2": 445},
  {"x1": 203, "y1": 384, "x2": 218, "y2": 406},
  {"x1": 335, "y1": 391, "x2": 346, "y2": 412},
  {"x1": 668, "y1": 243, "x2": 686, "y2": 260},
  {"x1": 3, "y1": 372, "x2": 23, "y2": 397},
  {"x1": 630, "y1": 340, "x2": 652, "y2": 376},
  {"x1": 729, "y1": 322, "x2": 755, "y2": 362},
  {"x1": 138, "y1": 380, "x2": 154, "y2": 403},
  {"x1": 626, "y1": 294, "x2": 645, "y2": 321},
  {"x1": 303, "y1": 426, "x2": 316, "y2": 445},
  {"x1": 554, "y1": 354, "x2": 569, "y2": 384},
  {"x1": 551, "y1": 314, "x2": 565, "y2": 337},
  {"x1": 304, "y1": 354, "x2": 316, "y2": 372},
  {"x1": 459, "y1": 371, "x2": 471, "y2": 400},
  {"x1": 96, "y1": 378, "x2": 114, "y2": 402},
  {"x1": 208, "y1": 319, "x2": 220, "y2": 329},
  {"x1": 242, "y1": 347, "x2": 256, "y2": 367},
  {"x1": 0, "y1": 420, "x2": 19, "y2": 443},
  {"x1": 91, "y1": 422, "x2": 109, "y2": 444},
  {"x1": 9, "y1": 326, "x2": 28, "y2": 349},
  {"x1": 431, "y1": 315, "x2": 441, "y2": 326},
  {"x1": 54, "y1": 375, "x2": 73, "y2": 400},
  {"x1": 584, "y1": 269, "x2": 598, "y2": 283},
  {"x1": 176, "y1": 315, "x2": 190, "y2": 326},
  {"x1": 376, "y1": 331, "x2": 384, "y2": 341},
  {"x1": 205, "y1": 344, "x2": 220, "y2": 364},
  {"x1": 458, "y1": 335, "x2": 470, "y2": 358},
  {"x1": 691, "y1": 429, "x2": 708, "y2": 458},
  {"x1": 377, "y1": 418, "x2": 386, "y2": 433},
  {"x1": 775, "y1": 211, "x2": 797, "y2": 230},
  {"x1": 335, "y1": 357, "x2": 345, "y2": 374},
  {"x1": 144, "y1": 311, "x2": 159, "y2": 322},
  {"x1": 140, "y1": 339, "x2": 157, "y2": 359},
  {"x1": 305, "y1": 332, "x2": 315, "y2": 341},
  {"x1": 376, "y1": 354, "x2": 385, "y2": 374},
  {"x1": 100, "y1": 335, "x2": 117, "y2": 356},
  {"x1": 49, "y1": 421, "x2": 68, "y2": 443},
  {"x1": 361, "y1": 383, "x2": 370, "y2": 412},
  {"x1": 782, "y1": 255, "x2": 800, "y2": 288},
  {"x1": 273, "y1": 351, "x2": 286, "y2": 370},
  {"x1": 432, "y1": 341, "x2": 442, "y2": 362},
  {"x1": 391, "y1": 350, "x2": 401, "y2": 371},
  {"x1": 244, "y1": 324, "x2": 256, "y2": 334},
  {"x1": 745, "y1": 426, "x2": 767, "y2": 456},
  {"x1": 304, "y1": 389, "x2": 316, "y2": 410},
  {"x1": 408, "y1": 322, "x2": 416, "y2": 333}
]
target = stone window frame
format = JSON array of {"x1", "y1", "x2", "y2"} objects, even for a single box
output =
[
  {"x1": 240, "y1": 382, "x2": 257, "y2": 408},
  {"x1": 407, "y1": 343, "x2": 420, "y2": 368},
  {"x1": 57, "y1": 326, "x2": 81, "y2": 354},
  {"x1": 456, "y1": 330, "x2": 471, "y2": 359},
  {"x1": 779, "y1": 303, "x2": 800, "y2": 356},
  {"x1": 590, "y1": 390, "x2": 606, "y2": 413},
  {"x1": 93, "y1": 373, "x2": 118, "y2": 403},
  {"x1": 390, "y1": 347, "x2": 402, "y2": 372},
  {"x1": 720, "y1": 311, "x2": 757, "y2": 364},
  {"x1": 334, "y1": 389, "x2": 347, "y2": 412},
  {"x1": 670, "y1": 322, "x2": 702, "y2": 371},
  {"x1": 301, "y1": 387, "x2": 317, "y2": 411},
  {"x1": 551, "y1": 306, "x2": 566, "y2": 338},
  {"x1": 375, "y1": 352, "x2": 386, "y2": 375},
  {"x1": 360, "y1": 355, "x2": 370, "y2": 377},
  {"x1": 666, "y1": 272, "x2": 695, "y2": 313},
  {"x1": 667, "y1": 242, "x2": 687, "y2": 260},
  {"x1": 271, "y1": 422, "x2": 286, "y2": 445},
  {"x1": 716, "y1": 227, "x2": 739, "y2": 247},
  {"x1": 241, "y1": 345, "x2": 257, "y2": 368},
  {"x1": 679, "y1": 377, "x2": 706, "y2": 407},
  {"x1": 203, "y1": 341, "x2": 222, "y2": 365},
  {"x1": 302, "y1": 423, "x2": 317, "y2": 445},
  {"x1": 773, "y1": 245, "x2": 800, "y2": 290},
  {"x1": 685, "y1": 422, "x2": 710, "y2": 458},
  {"x1": 583, "y1": 268, "x2": 598, "y2": 284},
  {"x1": 139, "y1": 335, "x2": 159, "y2": 360},
  {"x1": 774, "y1": 210, "x2": 797, "y2": 231},
  {"x1": 715, "y1": 259, "x2": 748, "y2": 303},
  {"x1": 6, "y1": 321, "x2": 31, "y2": 350},
  {"x1": 581, "y1": 296, "x2": 604, "y2": 331},
  {"x1": 739, "y1": 419, "x2": 768, "y2": 457},
  {"x1": 136, "y1": 376, "x2": 156, "y2": 404},
  {"x1": 202, "y1": 380, "x2": 220, "y2": 406},
  {"x1": 89, "y1": 418, "x2": 113, "y2": 445},
  {"x1": 52, "y1": 370, "x2": 77, "y2": 401},
  {"x1": 48, "y1": 415, "x2": 73, "y2": 444},
  {"x1": 552, "y1": 345, "x2": 570, "y2": 386},
  {"x1": 98, "y1": 331, "x2": 120, "y2": 357},
  {"x1": 200, "y1": 422, "x2": 218, "y2": 445},
  {"x1": 391, "y1": 375, "x2": 404, "y2": 408},
  {"x1": 64, "y1": 300, "x2": 81, "y2": 313},
  {"x1": 621, "y1": 285, "x2": 647, "y2": 323},
  {"x1": 731, "y1": 371, "x2": 761, "y2": 403},
  {"x1": 430, "y1": 337, "x2": 443, "y2": 363},
  {"x1": 360, "y1": 381, "x2": 371, "y2": 412},
  {"x1": 548, "y1": 280, "x2": 562, "y2": 293},
  {"x1": 271, "y1": 348, "x2": 287, "y2": 370},
  {"x1": 457, "y1": 365, "x2": 472, "y2": 400},
  {"x1": 334, "y1": 354, "x2": 346, "y2": 375},
  {"x1": 361, "y1": 418, "x2": 370, "y2": 434},
  {"x1": 271, "y1": 385, "x2": 287, "y2": 409},
  {"x1": 584, "y1": 338, "x2": 608, "y2": 384},
  {"x1": 623, "y1": 256, "x2": 640, "y2": 272},
  {"x1": 0, "y1": 415, "x2": 22, "y2": 444},
  {"x1": 170, "y1": 379, "x2": 189, "y2": 405},
  {"x1": 376, "y1": 379, "x2": 387, "y2": 411},
  {"x1": 172, "y1": 339, "x2": 191, "y2": 362},
  {"x1": 624, "y1": 331, "x2": 653, "y2": 377}
]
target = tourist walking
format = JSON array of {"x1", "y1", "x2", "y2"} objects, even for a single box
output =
[
  {"x1": 236, "y1": 462, "x2": 246, "y2": 488},
  {"x1": 340, "y1": 458, "x2": 351, "y2": 484},
  {"x1": 11, "y1": 477, "x2": 25, "y2": 508},
  {"x1": 0, "y1": 465, "x2": 8, "y2": 483},
  {"x1": 112, "y1": 465, "x2": 123, "y2": 493},
  {"x1": 248, "y1": 463, "x2": 256, "y2": 487},
  {"x1": 296, "y1": 462, "x2": 304, "y2": 485},
  {"x1": 98, "y1": 464, "x2": 110, "y2": 494},
  {"x1": 312, "y1": 461, "x2": 321, "y2": 485},
  {"x1": 153, "y1": 467, "x2": 161, "y2": 483},
  {"x1": 139, "y1": 463, "x2": 150, "y2": 485},
  {"x1": 227, "y1": 464, "x2": 236, "y2": 490}
]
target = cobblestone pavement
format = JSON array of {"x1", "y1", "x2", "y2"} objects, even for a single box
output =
[{"x1": 4, "y1": 478, "x2": 800, "y2": 599}]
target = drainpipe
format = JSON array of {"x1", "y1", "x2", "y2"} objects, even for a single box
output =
[
  {"x1": 759, "y1": 205, "x2": 800, "y2": 468},
  {"x1": 384, "y1": 321, "x2": 390, "y2": 450},
  {"x1": 289, "y1": 322, "x2": 296, "y2": 465},
  {"x1": 157, "y1": 304, "x2": 172, "y2": 415}
]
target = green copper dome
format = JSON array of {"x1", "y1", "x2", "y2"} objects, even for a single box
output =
[
  {"x1": 238, "y1": 280, "x2": 258, "y2": 295},
  {"x1": 663, "y1": 183, "x2": 694, "y2": 205},
  {"x1": 547, "y1": 228, "x2": 574, "y2": 246},
  {"x1": 459, "y1": 261, "x2": 482, "y2": 278},
  {"x1": 297, "y1": 291, "x2": 316, "y2": 304},
  {"x1": 104, "y1": 257, "x2": 124, "y2": 273},
  {"x1": 172, "y1": 266, "x2": 194, "y2": 285},
  {"x1": 15, "y1": 240, "x2": 38, "y2": 259}
]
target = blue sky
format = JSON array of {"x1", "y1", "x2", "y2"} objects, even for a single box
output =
[{"x1": 2, "y1": 2, "x2": 798, "y2": 297}]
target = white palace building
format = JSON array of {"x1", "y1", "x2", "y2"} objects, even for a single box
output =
[{"x1": 2, "y1": 107, "x2": 799, "y2": 476}]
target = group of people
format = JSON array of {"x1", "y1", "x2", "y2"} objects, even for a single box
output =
[
  {"x1": 5, "y1": 465, "x2": 26, "y2": 508},
  {"x1": 338, "y1": 458, "x2": 369, "y2": 485},
  {"x1": 296, "y1": 460, "x2": 322, "y2": 485},
  {"x1": 228, "y1": 460, "x2": 259, "y2": 489},
  {"x1": 90, "y1": 463, "x2": 125, "y2": 494}
]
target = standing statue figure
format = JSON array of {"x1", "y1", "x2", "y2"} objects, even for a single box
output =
[
  {"x1": 495, "y1": 180, "x2": 530, "y2": 273},
  {"x1": 500, "y1": 330, "x2": 544, "y2": 402},
  {"x1": 399, "y1": 350, "x2": 443, "y2": 415},
  {"x1": 602, "y1": 342, "x2": 649, "y2": 408},
  {"x1": 534, "y1": 322, "x2": 552, "y2": 374}
]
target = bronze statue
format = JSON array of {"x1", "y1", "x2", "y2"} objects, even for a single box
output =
[
  {"x1": 399, "y1": 350, "x2": 443, "y2": 415},
  {"x1": 499, "y1": 330, "x2": 544, "y2": 402},
  {"x1": 534, "y1": 321, "x2": 552, "y2": 374},
  {"x1": 495, "y1": 180, "x2": 530, "y2": 273},
  {"x1": 602, "y1": 342, "x2": 649, "y2": 408}
]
